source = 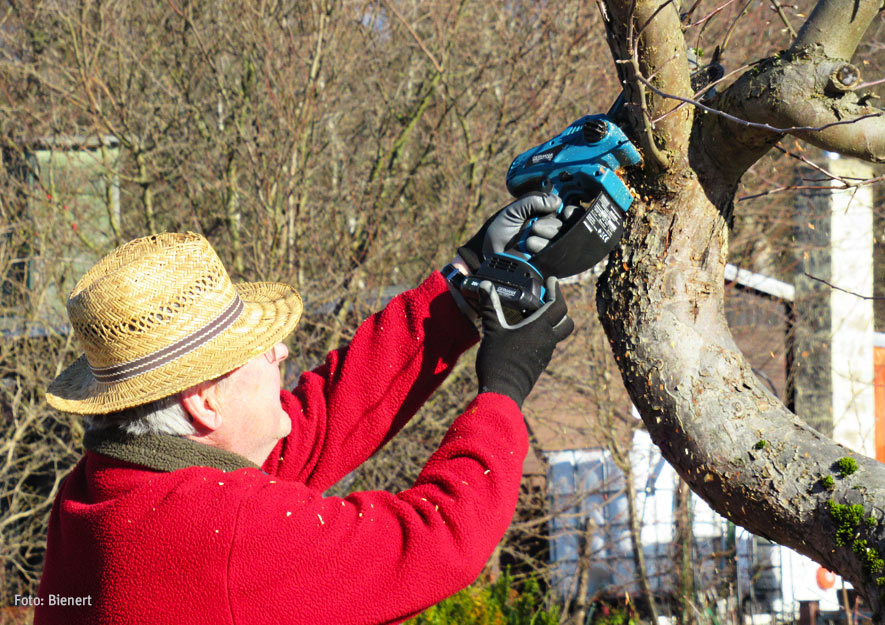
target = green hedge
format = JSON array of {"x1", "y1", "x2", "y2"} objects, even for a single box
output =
[{"x1": 406, "y1": 571, "x2": 560, "y2": 625}]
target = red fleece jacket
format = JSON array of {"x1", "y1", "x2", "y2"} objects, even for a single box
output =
[{"x1": 35, "y1": 272, "x2": 529, "y2": 625}]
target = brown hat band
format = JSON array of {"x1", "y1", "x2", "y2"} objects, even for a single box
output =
[{"x1": 89, "y1": 295, "x2": 245, "y2": 384}]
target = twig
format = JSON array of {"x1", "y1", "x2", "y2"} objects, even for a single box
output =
[
  {"x1": 768, "y1": 0, "x2": 797, "y2": 38},
  {"x1": 737, "y1": 144, "x2": 884, "y2": 200},
  {"x1": 680, "y1": 0, "x2": 707, "y2": 24},
  {"x1": 720, "y1": 0, "x2": 756, "y2": 54},
  {"x1": 737, "y1": 179, "x2": 883, "y2": 201},
  {"x1": 804, "y1": 272, "x2": 884, "y2": 300},
  {"x1": 773, "y1": 143, "x2": 836, "y2": 179},
  {"x1": 856, "y1": 77, "x2": 885, "y2": 90},
  {"x1": 686, "y1": 0, "x2": 740, "y2": 28},
  {"x1": 774, "y1": 143, "x2": 885, "y2": 187},
  {"x1": 651, "y1": 61, "x2": 753, "y2": 124},
  {"x1": 379, "y1": 0, "x2": 443, "y2": 74},
  {"x1": 736, "y1": 185, "x2": 794, "y2": 200},
  {"x1": 634, "y1": 72, "x2": 884, "y2": 135}
]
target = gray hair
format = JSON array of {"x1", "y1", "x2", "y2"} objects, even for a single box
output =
[
  {"x1": 85, "y1": 393, "x2": 197, "y2": 436},
  {"x1": 85, "y1": 372, "x2": 234, "y2": 436}
]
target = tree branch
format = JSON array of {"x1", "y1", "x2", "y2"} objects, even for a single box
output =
[
  {"x1": 790, "y1": 0, "x2": 885, "y2": 60},
  {"x1": 730, "y1": 54, "x2": 884, "y2": 162},
  {"x1": 694, "y1": 55, "x2": 884, "y2": 185},
  {"x1": 692, "y1": 0, "x2": 884, "y2": 181},
  {"x1": 640, "y1": 67, "x2": 882, "y2": 138},
  {"x1": 601, "y1": 0, "x2": 694, "y2": 168}
]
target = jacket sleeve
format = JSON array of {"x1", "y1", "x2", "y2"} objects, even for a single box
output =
[
  {"x1": 228, "y1": 393, "x2": 528, "y2": 625},
  {"x1": 261, "y1": 271, "x2": 480, "y2": 492}
]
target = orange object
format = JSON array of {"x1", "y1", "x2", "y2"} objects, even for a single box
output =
[
  {"x1": 816, "y1": 566, "x2": 836, "y2": 590},
  {"x1": 875, "y1": 347, "x2": 885, "y2": 462}
]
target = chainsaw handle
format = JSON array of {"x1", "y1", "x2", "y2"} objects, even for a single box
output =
[{"x1": 476, "y1": 278, "x2": 557, "y2": 331}]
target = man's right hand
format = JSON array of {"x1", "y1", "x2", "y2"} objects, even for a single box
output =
[
  {"x1": 457, "y1": 193, "x2": 563, "y2": 273},
  {"x1": 475, "y1": 277, "x2": 574, "y2": 408}
]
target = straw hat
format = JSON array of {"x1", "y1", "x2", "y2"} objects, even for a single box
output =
[{"x1": 46, "y1": 232, "x2": 303, "y2": 415}]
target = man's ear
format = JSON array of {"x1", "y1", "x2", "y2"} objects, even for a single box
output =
[{"x1": 180, "y1": 381, "x2": 224, "y2": 433}]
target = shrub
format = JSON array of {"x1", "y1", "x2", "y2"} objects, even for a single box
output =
[{"x1": 406, "y1": 571, "x2": 559, "y2": 625}]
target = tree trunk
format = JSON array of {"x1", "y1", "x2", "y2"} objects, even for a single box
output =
[
  {"x1": 596, "y1": 168, "x2": 885, "y2": 616},
  {"x1": 625, "y1": 460, "x2": 661, "y2": 625},
  {"x1": 594, "y1": 0, "x2": 885, "y2": 613},
  {"x1": 674, "y1": 479, "x2": 696, "y2": 625}
]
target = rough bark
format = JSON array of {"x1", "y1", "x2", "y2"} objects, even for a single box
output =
[{"x1": 596, "y1": 0, "x2": 885, "y2": 615}]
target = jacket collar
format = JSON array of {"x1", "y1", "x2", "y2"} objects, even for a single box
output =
[{"x1": 83, "y1": 428, "x2": 258, "y2": 472}]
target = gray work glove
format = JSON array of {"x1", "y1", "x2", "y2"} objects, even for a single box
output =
[
  {"x1": 475, "y1": 277, "x2": 574, "y2": 408},
  {"x1": 457, "y1": 192, "x2": 563, "y2": 273}
]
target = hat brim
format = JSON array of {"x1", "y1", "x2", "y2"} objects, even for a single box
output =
[{"x1": 46, "y1": 282, "x2": 303, "y2": 415}]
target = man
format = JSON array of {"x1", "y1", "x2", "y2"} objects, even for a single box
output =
[{"x1": 36, "y1": 194, "x2": 574, "y2": 624}]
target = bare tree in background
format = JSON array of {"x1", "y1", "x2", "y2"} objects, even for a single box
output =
[{"x1": 0, "y1": 0, "x2": 615, "y2": 608}]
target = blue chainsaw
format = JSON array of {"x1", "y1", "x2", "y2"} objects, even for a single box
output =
[{"x1": 460, "y1": 114, "x2": 643, "y2": 313}]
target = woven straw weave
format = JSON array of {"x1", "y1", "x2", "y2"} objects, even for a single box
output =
[{"x1": 47, "y1": 232, "x2": 303, "y2": 415}]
